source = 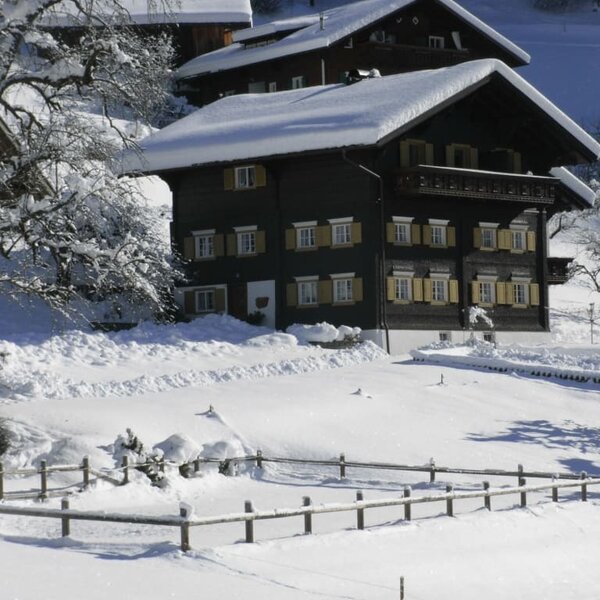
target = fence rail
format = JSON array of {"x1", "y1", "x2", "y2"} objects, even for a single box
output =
[{"x1": 0, "y1": 476, "x2": 597, "y2": 552}]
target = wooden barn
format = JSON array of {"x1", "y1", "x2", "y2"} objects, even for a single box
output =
[
  {"x1": 175, "y1": 0, "x2": 530, "y2": 106},
  {"x1": 122, "y1": 59, "x2": 599, "y2": 353}
]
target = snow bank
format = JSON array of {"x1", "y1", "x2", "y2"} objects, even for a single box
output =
[{"x1": 286, "y1": 322, "x2": 361, "y2": 343}]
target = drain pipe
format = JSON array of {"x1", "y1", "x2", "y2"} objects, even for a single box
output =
[{"x1": 342, "y1": 150, "x2": 390, "y2": 354}]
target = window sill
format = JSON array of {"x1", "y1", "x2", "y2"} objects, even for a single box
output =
[
  {"x1": 332, "y1": 301, "x2": 356, "y2": 306},
  {"x1": 295, "y1": 246, "x2": 318, "y2": 252},
  {"x1": 510, "y1": 249, "x2": 526, "y2": 254},
  {"x1": 392, "y1": 299, "x2": 412, "y2": 305},
  {"x1": 477, "y1": 302, "x2": 495, "y2": 308},
  {"x1": 430, "y1": 300, "x2": 449, "y2": 306},
  {"x1": 236, "y1": 252, "x2": 259, "y2": 258},
  {"x1": 297, "y1": 303, "x2": 319, "y2": 309},
  {"x1": 511, "y1": 303, "x2": 529, "y2": 309},
  {"x1": 331, "y1": 243, "x2": 354, "y2": 249},
  {"x1": 392, "y1": 242, "x2": 413, "y2": 247},
  {"x1": 479, "y1": 247, "x2": 497, "y2": 252},
  {"x1": 193, "y1": 256, "x2": 216, "y2": 262}
]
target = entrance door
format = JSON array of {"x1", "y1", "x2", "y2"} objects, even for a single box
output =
[{"x1": 228, "y1": 284, "x2": 248, "y2": 321}]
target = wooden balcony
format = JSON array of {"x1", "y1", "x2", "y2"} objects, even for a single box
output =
[
  {"x1": 547, "y1": 257, "x2": 572, "y2": 285},
  {"x1": 396, "y1": 165, "x2": 557, "y2": 205},
  {"x1": 358, "y1": 41, "x2": 469, "y2": 69}
]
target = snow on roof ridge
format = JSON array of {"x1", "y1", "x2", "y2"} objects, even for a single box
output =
[
  {"x1": 233, "y1": 15, "x2": 321, "y2": 43},
  {"x1": 176, "y1": 0, "x2": 529, "y2": 80},
  {"x1": 123, "y1": 59, "x2": 600, "y2": 175},
  {"x1": 550, "y1": 167, "x2": 597, "y2": 207}
]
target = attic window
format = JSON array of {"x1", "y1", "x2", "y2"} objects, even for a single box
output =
[
  {"x1": 429, "y1": 36, "x2": 445, "y2": 49},
  {"x1": 235, "y1": 166, "x2": 256, "y2": 189}
]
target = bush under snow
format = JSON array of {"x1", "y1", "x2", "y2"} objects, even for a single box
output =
[{"x1": 287, "y1": 322, "x2": 361, "y2": 344}]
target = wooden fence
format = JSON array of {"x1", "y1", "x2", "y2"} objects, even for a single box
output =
[
  {"x1": 0, "y1": 476, "x2": 597, "y2": 551},
  {"x1": 2, "y1": 451, "x2": 597, "y2": 501}
]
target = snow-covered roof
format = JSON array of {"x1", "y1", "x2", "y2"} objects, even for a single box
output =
[
  {"x1": 176, "y1": 0, "x2": 530, "y2": 79},
  {"x1": 122, "y1": 60, "x2": 600, "y2": 175},
  {"x1": 550, "y1": 167, "x2": 597, "y2": 208},
  {"x1": 233, "y1": 15, "x2": 321, "y2": 43},
  {"x1": 44, "y1": 0, "x2": 252, "y2": 27}
]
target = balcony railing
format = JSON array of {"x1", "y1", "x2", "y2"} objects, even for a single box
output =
[
  {"x1": 547, "y1": 257, "x2": 572, "y2": 285},
  {"x1": 358, "y1": 41, "x2": 469, "y2": 69},
  {"x1": 396, "y1": 165, "x2": 558, "y2": 205}
]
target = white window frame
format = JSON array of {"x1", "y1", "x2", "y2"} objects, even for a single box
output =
[
  {"x1": 395, "y1": 277, "x2": 412, "y2": 301},
  {"x1": 268, "y1": 81, "x2": 277, "y2": 93},
  {"x1": 478, "y1": 281, "x2": 495, "y2": 305},
  {"x1": 297, "y1": 279, "x2": 318, "y2": 306},
  {"x1": 395, "y1": 222, "x2": 411, "y2": 244},
  {"x1": 431, "y1": 225, "x2": 446, "y2": 247},
  {"x1": 297, "y1": 226, "x2": 316, "y2": 249},
  {"x1": 195, "y1": 234, "x2": 214, "y2": 259},
  {"x1": 481, "y1": 229, "x2": 496, "y2": 249},
  {"x1": 431, "y1": 279, "x2": 448, "y2": 302},
  {"x1": 291, "y1": 75, "x2": 305, "y2": 89},
  {"x1": 512, "y1": 282, "x2": 528, "y2": 305},
  {"x1": 332, "y1": 223, "x2": 352, "y2": 246},
  {"x1": 511, "y1": 230, "x2": 526, "y2": 251},
  {"x1": 333, "y1": 277, "x2": 354, "y2": 303},
  {"x1": 237, "y1": 230, "x2": 256, "y2": 255},
  {"x1": 429, "y1": 35, "x2": 445, "y2": 49},
  {"x1": 195, "y1": 289, "x2": 215, "y2": 313},
  {"x1": 234, "y1": 165, "x2": 256, "y2": 189}
]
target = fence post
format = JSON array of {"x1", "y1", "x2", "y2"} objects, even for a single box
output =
[
  {"x1": 0, "y1": 461, "x2": 4, "y2": 501},
  {"x1": 581, "y1": 472, "x2": 588, "y2": 502},
  {"x1": 404, "y1": 486, "x2": 411, "y2": 521},
  {"x1": 80, "y1": 456, "x2": 90, "y2": 489},
  {"x1": 339, "y1": 453, "x2": 346, "y2": 479},
  {"x1": 121, "y1": 456, "x2": 129, "y2": 485},
  {"x1": 552, "y1": 477, "x2": 558, "y2": 502},
  {"x1": 179, "y1": 503, "x2": 191, "y2": 552},
  {"x1": 517, "y1": 463, "x2": 523, "y2": 487},
  {"x1": 256, "y1": 449, "x2": 263, "y2": 469},
  {"x1": 446, "y1": 484, "x2": 454, "y2": 517},
  {"x1": 429, "y1": 458, "x2": 436, "y2": 483},
  {"x1": 356, "y1": 490, "x2": 364, "y2": 530},
  {"x1": 483, "y1": 481, "x2": 491, "y2": 510},
  {"x1": 519, "y1": 477, "x2": 527, "y2": 507},
  {"x1": 159, "y1": 457, "x2": 165, "y2": 473},
  {"x1": 245, "y1": 500, "x2": 254, "y2": 543},
  {"x1": 194, "y1": 457, "x2": 201, "y2": 473},
  {"x1": 61, "y1": 498, "x2": 70, "y2": 537},
  {"x1": 303, "y1": 496, "x2": 312, "y2": 534},
  {"x1": 40, "y1": 459, "x2": 48, "y2": 500},
  {"x1": 400, "y1": 576, "x2": 405, "y2": 600}
]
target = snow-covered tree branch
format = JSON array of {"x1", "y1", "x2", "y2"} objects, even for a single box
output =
[{"x1": 0, "y1": 0, "x2": 180, "y2": 319}]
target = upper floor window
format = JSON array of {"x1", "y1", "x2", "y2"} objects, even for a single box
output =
[
  {"x1": 429, "y1": 36, "x2": 445, "y2": 49},
  {"x1": 235, "y1": 166, "x2": 256, "y2": 189},
  {"x1": 431, "y1": 225, "x2": 446, "y2": 247},
  {"x1": 396, "y1": 277, "x2": 412, "y2": 301},
  {"x1": 298, "y1": 226, "x2": 316, "y2": 249},
  {"x1": 395, "y1": 222, "x2": 410, "y2": 244},
  {"x1": 431, "y1": 279, "x2": 447, "y2": 302},
  {"x1": 333, "y1": 278, "x2": 353, "y2": 303},
  {"x1": 333, "y1": 223, "x2": 352, "y2": 246},
  {"x1": 512, "y1": 282, "x2": 528, "y2": 305},
  {"x1": 238, "y1": 230, "x2": 256, "y2": 255},
  {"x1": 511, "y1": 230, "x2": 526, "y2": 251},
  {"x1": 196, "y1": 234, "x2": 214, "y2": 259},
  {"x1": 446, "y1": 143, "x2": 478, "y2": 169},
  {"x1": 400, "y1": 139, "x2": 433, "y2": 168},
  {"x1": 298, "y1": 280, "x2": 318, "y2": 306},
  {"x1": 291, "y1": 75, "x2": 306, "y2": 89}
]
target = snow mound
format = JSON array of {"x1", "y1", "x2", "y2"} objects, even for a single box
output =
[
  {"x1": 153, "y1": 433, "x2": 201, "y2": 463},
  {"x1": 201, "y1": 438, "x2": 246, "y2": 459},
  {"x1": 287, "y1": 322, "x2": 361, "y2": 343}
]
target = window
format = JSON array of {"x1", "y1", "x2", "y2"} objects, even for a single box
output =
[
  {"x1": 431, "y1": 226, "x2": 446, "y2": 246},
  {"x1": 439, "y1": 332, "x2": 452, "y2": 342},
  {"x1": 429, "y1": 36, "x2": 445, "y2": 49},
  {"x1": 248, "y1": 81, "x2": 266, "y2": 93},
  {"x1": 483, "y1": 332, "x2": 495, "y2": 343},
  {"x1": 333, "y1": 279, "x2": 353, "y2": 303},
  {"x1": 513, "y1": 282, "x2": 527, "y2": 305},
  {"x1": 395, "y1": 278, "x2": 411, "y2": 301},
  {"x1": 298, "y1": 227, "x2": 316, "y2": 249},
  {"x1": 238, "y1": 231, "x2": 256, "y2": 255},
  {"x1": 511, "y1": 230, "x2": 525, "y2": 251},
  {"x1": 479, "y1": 281, "x2": 494, "y2": 304},
  {"x1": 333, "y1": 223, "x2": 352, "y2": 246},
  {"x1": 196, "y1": 290, "x2": 215, "y2": 313},
  {"x1": 291, "y1": 76, "x2": 306, "y2": 89},
  {"x1": 400, "y1": 139, "x2": 432, "y2": 168},
  {"x1": 298, "y1": 281, "x2": 318, "y2": 306},
  {"x1": 481, "y1": 229, "x2": 496, "y2": 249},
  {"x1": 235, "y1": 166, "x2": 256, "y2": 189},
  {"x1": 268, "y1": 81, "x2": 277, "y2": 93},
  {"x1": 395, "y1": 222, "x2": 410, "y2": 244},
  {"x1": 344, "y1": 37, "x2": 353, "y2": 49},
  {"x1": 195, "y1": 234, "x2": 214, "y2": 259},
  {"x1": 446, "y1": 144, "x2": 477, "y2": 169},
  {"x1": 431, "y1": 279, "x2": 447, "y2": 302},
  {"x1": 222, "y1": 90, "x2": 235, "y2": 97}
]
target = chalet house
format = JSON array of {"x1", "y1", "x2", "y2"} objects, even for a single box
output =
[
  {"x1": 43, "y1": 0, "x2": 253, "y2": 66},
  {"x1": 175, "y1": 0, "x2": 530, "y2": 106},
  {"x1": 122, "y1": 59, "x2": 599, "y2": 354}
]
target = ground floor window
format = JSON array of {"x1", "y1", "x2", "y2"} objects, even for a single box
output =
[
  {"x1": 512, "y1": 282, "x2": 527, "y2": 305},
  {"x1": 431, "y1": 279, "x2": 447, "y2": 302},
  {"x1": 333, "y1": 278, "x2": 353, "y2": 303},
  {"x1": 298, "y1": 281, "x2": 318, "y2": 306},
  {"x1": 196, "y1": 289, "x2": 215, "y2": 313},
  {"x1": 478, "y1": 281, "x2": 495, "y2": 304}
]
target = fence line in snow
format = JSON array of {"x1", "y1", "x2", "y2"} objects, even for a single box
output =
[{"x1": 0, "y1": 476, "x2": 597, "y2": 551}]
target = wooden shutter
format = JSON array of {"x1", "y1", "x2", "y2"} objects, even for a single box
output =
[
  {"x1": 513, "y1": 152, "x2": 522, "y2": 173},
  {"x1": 213, "y1": 234, "x2": 225, "y2": 257},
  {"x1": 529, "y1": 283, "x2": 540, "y2": 306},
  {"x1": 286, "y1": 283, "x2": 297, "y2": 307},
  {"x1": 285, "y1": 228, "x2": 296, "y2": 250},
  {"x1": 255, "y1": 165, "x2": 267, "y2": 187},
  {"x1": 183, "y1": 237, "x2": 195, "y2": 260},
  {"x1": 527, "y1": 231, "x2": 536, "y2": 252},
  {"x1": 184, "y1": 291, "x2": 196, "y2": 314},
  {"x1": 449, "y1": 279, "x2": 459, "y2": 304},
  {"x1": 473, "y1": 228, "x2": 482, "y2": 249},
  {"x1": 423, "y1": 225, "x2": 432, "y2": 246},
  {"x1": 353, "y1": 278, "x2": 363, "y2": 302},
  {"x1": 318, "y1": 280, "x2": 332, "y2": 304},
  {"x1": 255, "y1": 230, "x2": 266, "y2": 253},
  {"x1": 411, "y1": 224, "x2": 421, "y2": 245},
  {"x1": 351, "y1": 222, "x2": 362, "y2": 244},
  {"x1": 498, "y1": 229, "x2": 511, "y2": 250},
  {"x1": 506, "y1": 283, "x2": 516, "y2": 305},
  {"x1": 214, "y1": 288, "x2": 226, "y2": 312},
  {"x1": 386, "y1": 277, "x2": 396, "y2": 301},
  {"x1": 413, "y1": 278, "x2": 424, "y2": 302},
  {"x1": 224, "y1": 168, "x2": 234, "y2": 190},
  {"x1": 316, "y1": 225, "x2": 331, "y2": 247},
  {"x1": 445, "y1": 145, "x2": 454, "y2": 167},
  {"x1": 496, "y1": 282, "x2": 506, "y2": 305},
  {"x1": 386, "y1": 223, "x2": 395, "y2": 243},
  {"x1": 446, "y1": 226, "x2": 456, "y2": 248},
  {"x1": 471, "y1": 281, "x2": 480, "y2": 304},
  {"x1": 469, "y1": 147, "x2": 479, "y2": 169},
  {"x1": 425, "y1": 143, "x2": 434, "y2": 165},
  {"x1": 226, "y1": 233, "x2": 237, "y2": 256},
  {"x1": 400, "y1": 141, "x2": 410, "y2": 167},
  {"x1": 423, "y1": 279, "x2": 432, "y2": 302}
]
